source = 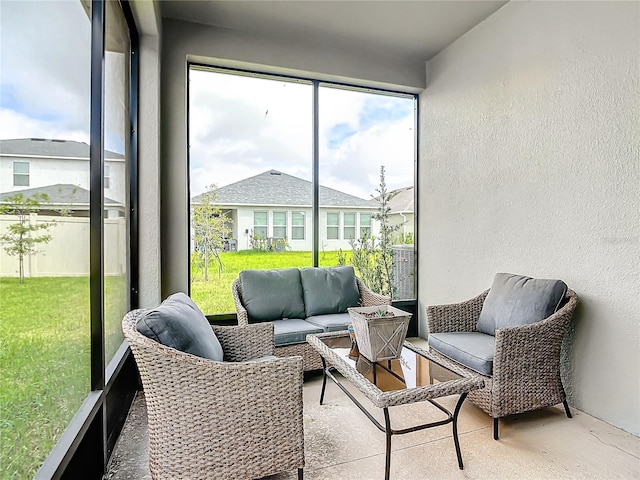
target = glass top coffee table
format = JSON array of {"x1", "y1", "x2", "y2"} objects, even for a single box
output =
[{"x1": 307, "y1": 331, "x2": 484, "y2": 480}]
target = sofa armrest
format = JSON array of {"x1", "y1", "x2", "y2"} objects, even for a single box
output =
[
  {"x1": 356, "y1": 278, "x2": 391, "y2": 306},
  {"x1": 427, "y1": 290, "x2": 489, "y2": 334},
  {"x1": 231, "y1": 278, "x2": 250, "y2": 326},
  {"x1": 212, "y1": 323, "x2": 275, "y2": 361}
]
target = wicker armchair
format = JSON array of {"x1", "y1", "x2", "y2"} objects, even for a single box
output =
[
  {"x1": 232, "y1": 276, "x2": 390, "y2": 371},
  {"x1": 123, "y1": 311, "x2": 305, "y2": 480},
  {"x1": 427, "y1": 288, "x2": 578, "y2": 440}
]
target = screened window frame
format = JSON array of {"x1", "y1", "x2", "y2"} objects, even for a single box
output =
[
  {"x1": 186, "y1": 62, "x2": 419, "y2": 317},
  {"x1": 36, "y1": 0, "x2": 139, "y2": 477}
]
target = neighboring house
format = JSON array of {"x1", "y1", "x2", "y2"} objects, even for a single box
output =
[
  {"x1": 0, "y1": 184, "x2": 123, "y2": 217},
  {"x1": 0, "y1": 138, "x2": 126, "y2": 213},
  {"x1": 192, "y1": 169, "x2": 380, "y2": 252},
  {"x1": 0, "y1": 139, "x2": 126, "y2": 277},
  {"x1": 387, "y1": 186, "x2": 414, "y2": 240}
]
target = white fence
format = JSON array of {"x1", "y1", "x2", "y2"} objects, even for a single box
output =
[{"x1": 0, "y1": 214, "x2": 126, "y2": 277}]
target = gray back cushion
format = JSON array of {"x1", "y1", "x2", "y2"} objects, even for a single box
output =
[
  {"x1": 136, "y1": 292, "x2": 224, "y2": 361},
  {"x1": 240, "y1": 268, "x2": 305, "y2": 322},
  {"x1": 300, "y1": 266, "x2": 360, "y2": 317},
  {"x1": 476, "y1": 273, "x2": 568, "y2": 336}
]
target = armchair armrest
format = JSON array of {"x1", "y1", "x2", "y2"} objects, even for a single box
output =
[
  {"x1": 427, "y1": 290, "x2": 489, "y2": 334},
  {"x1": 491, "y1": 290, "x2": 578, "y2": 415},
  {"x1": 357, "y1": 278, "x2": 391, "y2": 306},
  {"x1": 212, "y1": 323, "x2": 275, "y2": 361},
  {"x1": 231, "y1": 278, "x2": 250, "y2": 326}
]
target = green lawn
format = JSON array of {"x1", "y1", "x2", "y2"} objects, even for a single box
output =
[
  {"x1": 0, "y1": 276, "x2": 127, "y2": 480},
  {"x1": 0, "y1": 250, "x2": 346, "y2": 478}
]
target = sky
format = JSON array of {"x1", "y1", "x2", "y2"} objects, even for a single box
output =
[
  {"x1": 0, "y1": 1, "x2": 128, "y2": 155},
  {"x1": 0, "y1": 1, "x2": 416, "y2": 201},
  {"x1": 189, "y1": 69, "x2": 415, "y2": 199}
]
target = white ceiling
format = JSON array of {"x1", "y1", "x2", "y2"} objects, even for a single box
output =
[{"x1": 160, "y1": 1, "x2": 508, "y2": 62}]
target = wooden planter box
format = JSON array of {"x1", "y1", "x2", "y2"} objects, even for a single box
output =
[{"x1": 347, "y1": 305, "x2": 411, "y2": 362}]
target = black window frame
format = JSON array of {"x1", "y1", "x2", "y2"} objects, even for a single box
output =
[
  {"x1": 186, "y1": 63, "x2": 419, "y2": 332},
  {"x1": 35, "y1": 1, "x2": 139, "y2": 477}
]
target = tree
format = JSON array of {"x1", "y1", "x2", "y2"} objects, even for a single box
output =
[
  {"x1": 0, "y1": 193, "x2": 55, "y2": 284},
  {"x1": 348, "y1": 166, "x2": 402, "y2": 299},
  {"x1": 191, "y1": 185, "x2": 231, "y2": 281}
]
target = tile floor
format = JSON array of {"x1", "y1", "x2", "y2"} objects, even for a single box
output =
[{"x1": 105, "y1": 339, "x2": 640, "y2": 480}]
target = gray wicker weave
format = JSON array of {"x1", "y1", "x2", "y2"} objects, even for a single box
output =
[
  {"x1": 232, "y1": 276, "x2": 390, "y2": 371},
  {"x1": 427, "y1": 289, "x2": 579, "y2": 439},
  {"x1": 123, "y1": 311, "x2": 305, "y2": 479}
]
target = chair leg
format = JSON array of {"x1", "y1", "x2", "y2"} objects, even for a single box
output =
[
  {"x1": 493, "y1": 418, "x2": 499, "y2": 440},
  {"x1": 298, "y1": 467, "x2": 304, "y2": 480},
  {"x1": 563, "y1": 400, "x2": 573, "y2": 418}
]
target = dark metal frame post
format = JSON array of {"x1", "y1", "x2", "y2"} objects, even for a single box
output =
[
  {"x1": 312, "y1": 80, "x2": 319, "y2": 267},
  {"x1": 89, "y1": 0, "x2": 106, "y2": 472},
  {"x1": 124, "y1": 1, "x2": 140, "y2": 309}
]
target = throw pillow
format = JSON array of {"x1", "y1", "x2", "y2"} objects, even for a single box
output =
[
  {"x1": 136, "y1": 292, "x2": 224, "y2": 361},
  {"x1": 300, "y1": 266, "x2": 360, "y2": 317},
  {"x1": 476, "y1": 273, "x2": 568, "y2": 336},
  {"x1": 240, "y1": 268, "x2": 306, "y2": 322}
]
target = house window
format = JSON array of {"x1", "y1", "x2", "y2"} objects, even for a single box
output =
[
  {"x1": 360, "y1": 213, "x2": 372, "y2": 239},
  {"x1": 273, "y1": 211, "x2": 287, "y2": 239},
  {"x1": 291, "y1": 212, "x2": 305, "y2": 240},
  {"x1": 13, "y1": 161, "x2": 29, "y2": 186},
  {"x1": 253, "y1": 211, "x2": 268, "y2": 239},
  {"x1": 104, "y1": 164, "x2": 110, "y2": 189},
  {"x1": 344, "y1": 213, "x2": 356, "y2": 240},
  {"x1": 327, "y1": 212, "x2": 339, "y2": 240}
]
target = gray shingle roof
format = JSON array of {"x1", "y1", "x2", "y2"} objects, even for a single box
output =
[
  {"x1": 0, "y1": 138, "x2": 124, "y2": 160},
  {"x1": 0, "y1": 184, "x2": 120, "y2": 206},
  {"x1": 194, "y1": 170, "x2": 377, "y2": 208},
  {"x1": 387, "y1": 186, "x2": 414, "y2": 214}
]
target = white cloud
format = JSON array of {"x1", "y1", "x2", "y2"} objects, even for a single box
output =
[
  {"x1": 189, "y1": 69, "x2": 415, "y2": 199},
  {"x1": 0, "y1": 1, "x2": 91, "y2": 140},
  {"x1": 0, "y1": 109, "x2": 88, "y2": 143}
]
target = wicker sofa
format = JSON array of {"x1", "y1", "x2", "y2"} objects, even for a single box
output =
[
  {"x1": 123, "y1": 294, "x2": 305, "y2": 479},
  {"x1": 427, "y1": 273, "x2": 578, "y2": 440},
  {"x1": 232, "y1": 266, "x2": 390, "y2": 371}
]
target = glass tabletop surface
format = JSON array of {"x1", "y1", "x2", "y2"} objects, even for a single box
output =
[{"x1": 318, "y1": 334, "x2": 463, "y2": 393}]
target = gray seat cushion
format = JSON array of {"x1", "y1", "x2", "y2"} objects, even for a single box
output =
[
  {"x1": 240, "y1": 268, "x2": 306, "y2": 323},
  {"x1": 429, "y1": 332, "x2": 495, "y2": 376},
  {"x1": 476, "y1": 272, "x2": 568, "y2": 336},
  {"x1": 272, "y1": 319, "x2": 323, "y2": 347},
  {"x1": 305, "y1": 313, "x2": 352, "y2": 332},
  {"x1": 136, "y1": 292, "x2": 224, "y2": 361},
  {"x1": 300, "y1": 266, "x2": 360, "y2": 317}
]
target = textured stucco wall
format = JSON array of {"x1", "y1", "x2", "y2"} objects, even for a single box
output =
[
  {"x1": 419, "y1": 1, "x2": 639, "y2": 434},
  {"x1": 132, "y1": 1, "x2": 162, "y2": 307}
]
